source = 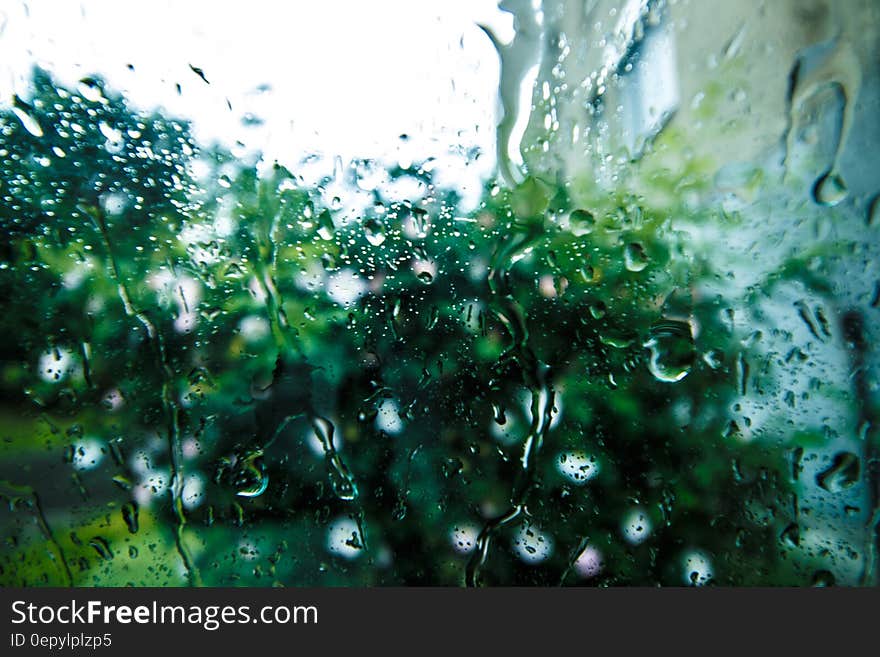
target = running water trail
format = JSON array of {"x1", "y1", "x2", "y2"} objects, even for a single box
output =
[
  {"x1": 85, "y1": 205, "x2": 202, "y2": 586},
  {"x1": 250, "y1": 172, "x2": 367, "y2": 551},
  {"x1": 466, "y1": 193, "x2": 556, "y2": 586},
  {"x1": 783, "y1": 37, "x2": 861, "y2": 205},
  {"x1": 0, "y1": 480, "x2": 73, "y2": 585}
]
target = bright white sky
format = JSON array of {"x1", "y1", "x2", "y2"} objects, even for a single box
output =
[{"x1": 0, "y1": 0, "x2": 513, "y2": 190}]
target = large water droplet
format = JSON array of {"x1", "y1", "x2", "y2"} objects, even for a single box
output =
[
  {"x1": 317, "y1": 210, "x2": 335, "y2": 241},
  {"x1": 313, "y1": 417, "x2": 358, "y2": 501},
  {"x1": 815, "y1": 452, "x2": 859, "y2": 493},
  {"x1": 492, "y1": 402, "x2": 507, "y2": 426},
  {"x1": 645, "y1": 319, "x2": 695, "y2": 383},
  {"x1": 780, "y1": 522, "x2": 800, "y2": 547},
  {"x1": 89, "y1": 536, "x2": 113, "y2": 560},
  {"x1": 812, "y1": 171, "x2": 848, "y2": 206},
  {"x1": 77, "y1": 77, "x2": 105, "y2": 103},
  {"x1": 364, "y1": 219, "x2": 386, "y2": 246},
  {"x1": 579, "y1": 265, "x2": 597, "y2": 283},
  {"x1": 624, "y1": 242, "x2": 649, "y2": 272},
  {"x1": 12, "y1": 97, "x2": 43, "y2": 137},
  {"x1": 121, "y1": 502, "x2": 139, "y2": 534},
  {"x1": 570, "y1": 209, "x2": 596, "y2": 235},
  {"x1": 235, "y1": 451, "x2": 269, "y2": 498}
]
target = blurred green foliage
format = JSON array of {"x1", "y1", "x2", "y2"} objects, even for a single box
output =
[{"x1": 0, "y1": 69, "x2": 812, "y2": 586}]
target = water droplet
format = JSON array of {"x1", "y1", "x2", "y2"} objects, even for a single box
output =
[
  {"x1": 189, "y1": 64, "x2": 210, "y2": 84},
  {"x1": 599, "y1": 331, "x2": 635, "y2": 349},
  {"x1": 12, "y1": 97, "x2": 43, "y2": 137},
  {"x1": 357, "y1": 402, "x2": 378, "y2": 423},
  {"x1": 815, "y1": 452, "x2": 860, "y2": 493},
  {"x1": 317, "y1": 210, "x2": 335, "y2": 241},
  {"x1": 624, "y1": 242, "x2": 649, "y2": 272},
  {"x1": 313, "y1": 417, "x2": 358, "y2": 501},
  {"x1": 417, "y1": 271, "x2": 433, "y2": 284},
  {"x1": 780, "y1": 522, "x2": 800, "y2": 547},
  {"x1": 867, "y1": 194, "x2": 880, "y2": 226},
  {"x1": 121, "y1": 502, "x2": 139, "y2": 534},
  {"x1": 794, "y1": 300, "x2": 831, "y2": 342},
  {"x1": 724, "y1": 420, "x2": 745, "y2": 443},
  {"x1": 570, "y1": 209, "x2": 596, "y2": 234},
  {"x1": 235, "y1": 451, "x2": 269, "y2": 498},
  {"x1": 812, "y1": 171, "x2": 847, "y2": 206},
  {"x1": 442, "y1": 457, "x2": 464, "y2": 479},
  {"x1": 364, "y1": 219, "x2": 386, "y2": 246},
  {"x1": 411, "y1": 207, "x2": 429, "y2": 236},
  {"x1": 224, "y1": 262, "x2": 246, "y2": 279},
  {"x1": 89, "y1": 536, "x2": 113, "y2": 560},
  {"x1": 426, "y1": 305, "x2": 440, "y2": 330},
  {"x1": 784, "y1": 40, "x2": 860, "y2": 194},
  {"x1": 589, "y1": 301, "x2": 607, "y2": 319},
  {"x1": 98, "y1": 121, "x2": 123, "y2": 144},
  {"x1": 492, "y1": 402, "x2": 507, "y2": 426},
  {"x1": 110, "y1": 475, "x2": 133, "y2": 495},
  {"x1": 320, "y1": 252, "x2": 338, "y2": 272},
  {"x1": 735, "y1": 352, "x2": 749, "y2": 395},
  {"x1": 812, "y1": 570, "x2": 835, "y2": 586},
  {"x1": 645, "y1": 319, "x2": 695, "y2": 383},
  {"x1": 77, "y1": 77, "x2": 105, "y2": 103},
  {"x1": 702, "y1": 349, "x2": 724, "y2": 369}
]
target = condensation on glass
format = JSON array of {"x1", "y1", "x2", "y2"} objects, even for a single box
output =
[{"x1": 0, "y1": 0, "x2": 878, "y2": 586}]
